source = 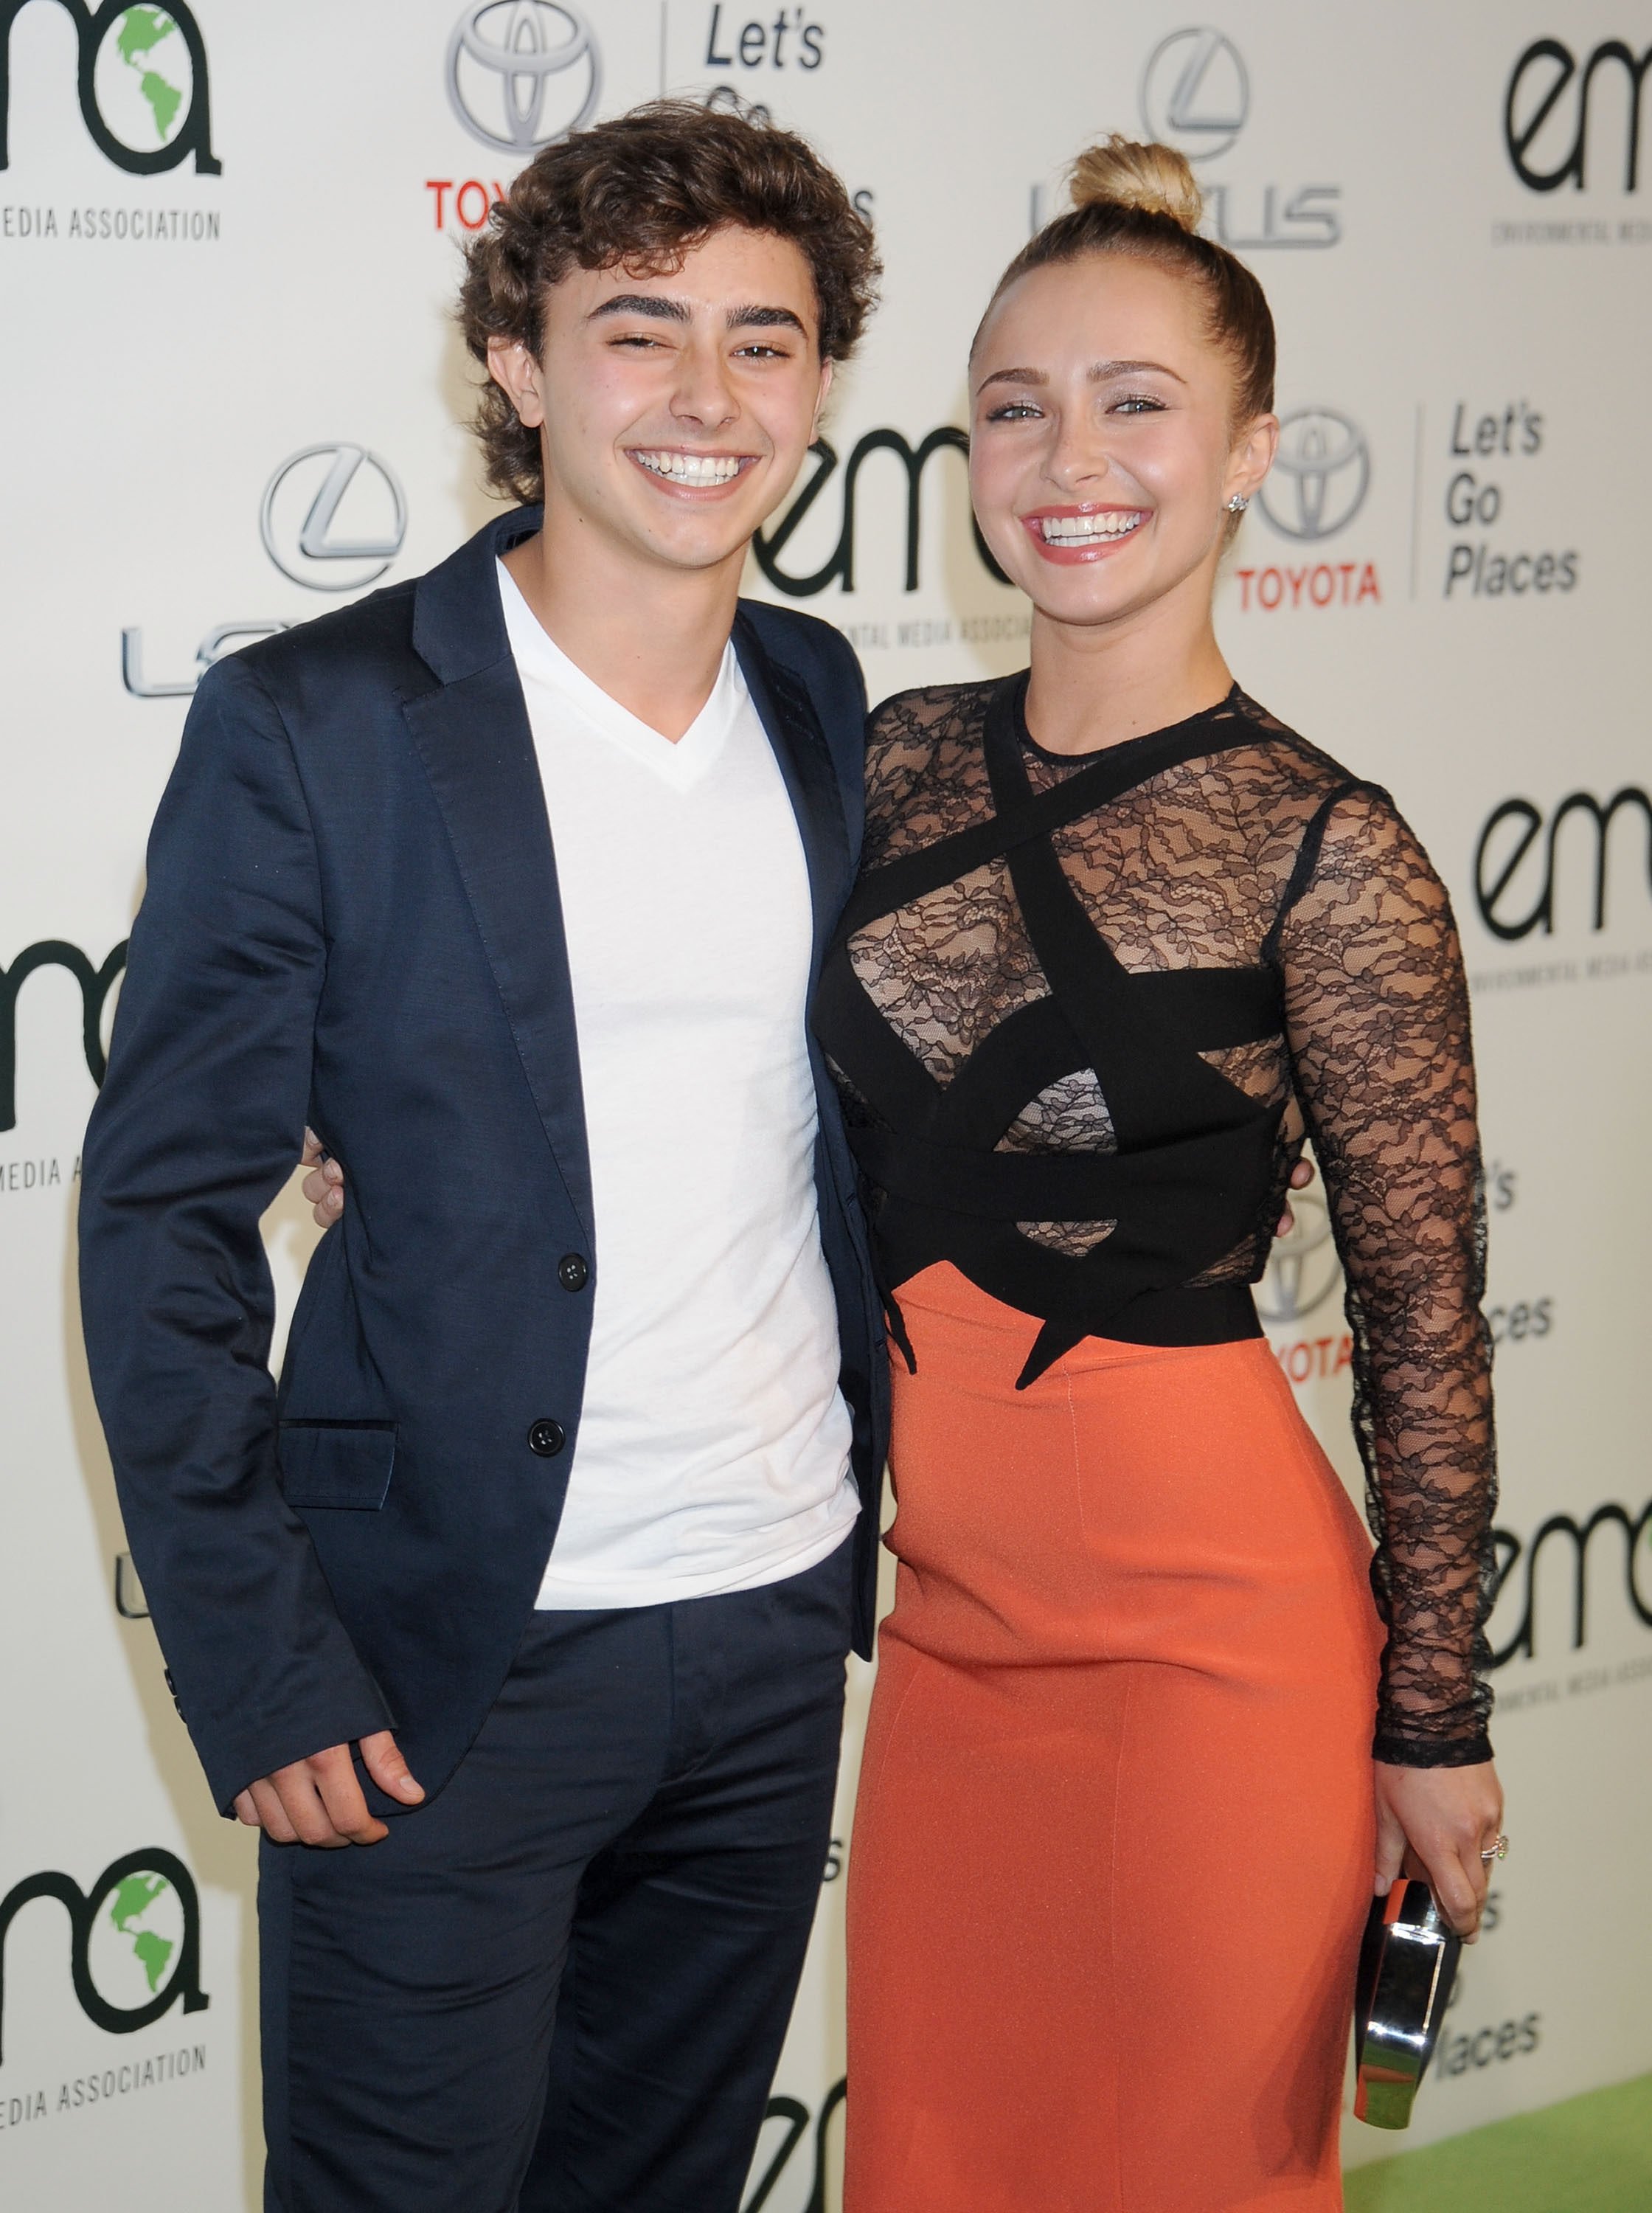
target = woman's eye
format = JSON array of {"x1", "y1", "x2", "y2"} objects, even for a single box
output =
[
  {"x1": 1111, "y1": 394, "x2": 1165, "y2": 415},
  {"x1": 985, "y1": 402, "x2": 1041, "y2": 421}
]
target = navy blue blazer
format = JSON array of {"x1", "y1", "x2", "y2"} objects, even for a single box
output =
[{"x1": 79, "y1": 508, "x2": 889, "y2": 1816}]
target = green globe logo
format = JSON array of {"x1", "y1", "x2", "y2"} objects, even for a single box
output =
[
  {"x1": 91, "y1": 7, "x2": 194, "y2": 151},
  {"x1": 87, "y1": 1869, "x2": 184, "y2": 2006},
  {"x1": 0, "y1": 1848, "x2": 209, "y2": 2061}
]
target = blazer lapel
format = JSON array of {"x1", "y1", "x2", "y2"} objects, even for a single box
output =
[
  {"x1": 733, "y1": 611, "x2": 854, "y2": 985},
  {"x1": 402, "y1": 512, "x2": 594, "y2": 1247}
]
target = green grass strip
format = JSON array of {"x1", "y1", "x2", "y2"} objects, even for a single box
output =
[{"x1": 1345, "y1": 2072, "x2": 1652, "y2": 2213}]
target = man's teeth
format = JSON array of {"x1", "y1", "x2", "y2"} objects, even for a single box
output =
[
  {"x1": 634, "y1": 451, "x2": 746, "y2": 485},
  {"x1": 1040, "y1": 512, "x2": 1145, "y2": 543}
]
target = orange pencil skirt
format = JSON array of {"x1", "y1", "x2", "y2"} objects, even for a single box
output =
[{"x1": 844, "y1": 1263, "x2": 1384, "y2": 2213}]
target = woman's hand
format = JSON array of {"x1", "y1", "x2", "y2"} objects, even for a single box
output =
[
  {"x1": 301, "y1": 1127, "x2": 344, "y2": 1228},
  {"x1": 1372, "y1": 1759, "x2": 1504, "y2": 1942}
]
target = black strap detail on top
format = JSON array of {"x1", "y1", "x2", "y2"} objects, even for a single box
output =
[
  {"x1": 1259, "y1": 777, "x2": 1392, "y2": 969},
  {"x1": 841, "y1": 674, "x2": 1254, "y2": 938},
  {"x1": 816, "y1": 672, "x2": 1284, "y2": 1387}
]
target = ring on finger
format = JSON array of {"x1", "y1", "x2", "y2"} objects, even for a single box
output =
[{"x1": 1479, "y1": 1833, "x2": 1509, "y2": 1863}]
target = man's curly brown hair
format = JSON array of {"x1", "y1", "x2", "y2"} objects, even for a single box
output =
[{"x1": 457, "y1": 100, "x2": 881, "y2": 508}]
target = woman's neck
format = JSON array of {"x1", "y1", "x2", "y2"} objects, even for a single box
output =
[{"x1": 1022, "y1": 583, "x2": 1235, "y2": 758}]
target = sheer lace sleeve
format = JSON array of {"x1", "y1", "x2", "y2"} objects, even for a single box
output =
[{"x1": 1273, "y1": 786, "x2": 1496, "y2": 1767}]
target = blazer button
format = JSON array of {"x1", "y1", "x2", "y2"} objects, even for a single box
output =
[
  {"x1": 527, "y1": 1419, "x2": 566, "y2": 1458},
  {"x1": 557, "y1": 1253, "x2": 589, "y2": 1292}
]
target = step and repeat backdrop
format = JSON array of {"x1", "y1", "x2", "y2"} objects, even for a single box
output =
[{"x1": 1, "y1": 3, "x2": 1649, "y2": 2206}]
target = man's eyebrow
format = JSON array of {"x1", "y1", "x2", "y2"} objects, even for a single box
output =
[
  {"x1": 726, "y1": 303, "x2": 808, "y2": 336},
  {"x1": 587, "y1": 294, "x2": 691, "y2": 325}
]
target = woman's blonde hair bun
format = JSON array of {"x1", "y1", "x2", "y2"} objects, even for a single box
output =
[{"x1": 1069, "y1": 134, "x2": 1204, "y2": 235}]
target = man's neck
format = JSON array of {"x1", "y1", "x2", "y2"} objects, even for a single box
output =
[{"x1": 502, "y1": 512, "x2": 745, "y2": 743}]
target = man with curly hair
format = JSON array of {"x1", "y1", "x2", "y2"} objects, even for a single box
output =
[{"x1": 80, "y1": 101, "x2": 886, "y2": 2212}]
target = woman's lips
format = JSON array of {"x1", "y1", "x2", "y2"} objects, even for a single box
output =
[{"x1": 1020, "y1": 505, "x2": 1150, "y2": 564}]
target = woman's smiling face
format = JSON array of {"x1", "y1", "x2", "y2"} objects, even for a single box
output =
[{"x1": 968, "y1": 252, "x2": 1275, "y2": 631}]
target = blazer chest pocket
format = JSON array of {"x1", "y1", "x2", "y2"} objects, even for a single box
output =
[{"x1": 278, "y1": 1420, "x2": 396, "y2": 1511}]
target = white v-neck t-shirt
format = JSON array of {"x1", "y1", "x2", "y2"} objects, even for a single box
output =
[{"x1": 497, "y1": 562, "x2": 858, "y2": 1608}]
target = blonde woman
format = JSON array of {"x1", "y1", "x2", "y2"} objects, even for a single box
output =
[{"x1": 826, "y1": 140, "x2": 1504, "y2": 2211}]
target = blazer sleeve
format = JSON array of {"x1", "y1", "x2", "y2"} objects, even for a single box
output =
[{"x1": 78, "y1": 655, "x2": 392, "y2": 1814}]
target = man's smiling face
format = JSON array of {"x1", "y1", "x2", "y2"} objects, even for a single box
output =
[{"x1": 490, "y1": 224, "x2": 831, "y2": 580}]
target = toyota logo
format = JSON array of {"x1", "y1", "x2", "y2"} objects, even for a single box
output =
[
  {"x1": 1255, "y1": 1187, "x2": 1343, "y2": 1326},
  {"x1": 1139, "y1": 27, "x2": 1249, "y2": 163},
  {"x1": 1257, "y1": 409, "x2": 1371, "y2": 542},
  {"x1": 447, "y1": 1, "x2": 601, "y2": 153},
  {"x1": 260, "y1": 445, "x2": 408, "y2": 593}
]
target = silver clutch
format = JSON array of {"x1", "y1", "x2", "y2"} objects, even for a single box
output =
[{"x1": 1353, "y1": 1877, "x2": 1462, "y2": 2128}]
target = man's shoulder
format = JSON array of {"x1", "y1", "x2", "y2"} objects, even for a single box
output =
[
  {"x1": 207, "y1": 577, "x2": 426, "y2": 716},
  {"x1": 735, "y1": 600, "x2": 864, "y2": 715}
]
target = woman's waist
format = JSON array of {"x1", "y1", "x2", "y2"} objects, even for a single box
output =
[
  {"x1": 880, "y1": 1298, "x2": 1378, "y2": 1666},
  {"x1": 890, "y1": 1259, "x2": 1263, "y2": 1360}
]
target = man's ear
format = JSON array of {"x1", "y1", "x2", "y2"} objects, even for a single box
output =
[
  {"x1": 487, "y1": 336, "x2": 546, "y2": 430},
  {"x1": 811, "y1": 356, "x2": 834, "y2": 443}
]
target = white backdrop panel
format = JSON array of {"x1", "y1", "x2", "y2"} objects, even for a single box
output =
[{"x1": 1, "y1": 4, "x2": 1648, "y2": 2206}]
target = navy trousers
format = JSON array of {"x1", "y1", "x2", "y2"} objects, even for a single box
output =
[{"x1": 258, "y1": 1538, "x2": 854, "y2": 2212}]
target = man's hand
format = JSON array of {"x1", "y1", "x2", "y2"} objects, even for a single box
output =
[
  {"x1": 1277, "y1": 1154, "x2": 1315, "y2": 1239},
  {"x1": 1372, "y1": 1758, "x2": 1504, "y2": 1942},
  {"x1": 301, "y1": 1126, "x2": 344, "y2": 1228},
  {"x1": 302, "y1": 1140, "x2": 1320, "y2": 1239},
  {"x1": 234, "y1": 1730, "x2": 424, "y2": 1847}
]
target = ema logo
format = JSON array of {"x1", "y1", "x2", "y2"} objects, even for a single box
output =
[
  {"x1": 752, "y1": 2079, "x2": 845, "y2": 2213},
  {"x1": 1505, "y1": 38, "x2": 1650, "y2": 193},
  {"x1": 0, "y1": 1, "x2": 218, "y2": 175},
  {"x1": 0, "y1": 1849, "x2": 208, "y2": 2063},
  {"x1": 1257, "y1": 409, "x2": 1371, "y2": 541},
  {"x1": 1473, "y1": 787, "x2": 1652, "y2": 941},
  {"x1": 1136, "y1": 24, "x2": 1339, "y2": 249},
  {"x1": 0, "y1": 938, "x2": 125, "y2": 1132},
  {"x1": 752, "y1": 427, "x2": 1007, "y2": 598},
  {"x1": 260, "y1": 444, "x2": 409, "y2": 593},
  {"x1": 1488, "y1": 1497, "x2": 1652, "y2": 1666},
  {"x1": 446, "y1": 0, "x2": 600, "y2": 153}
]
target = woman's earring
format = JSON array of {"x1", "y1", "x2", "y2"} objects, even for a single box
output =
[{"x1": 1226, "y1": 494, "x2": 1250, "y2": 513}]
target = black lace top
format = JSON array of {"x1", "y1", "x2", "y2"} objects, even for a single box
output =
[{"x1": 816, "y1": 674, "x2": 1496, "y2": 1768}]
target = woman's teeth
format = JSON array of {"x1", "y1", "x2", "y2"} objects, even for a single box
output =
[
  {"x1": 633, "y1": 451, "x2": 746, "y2": 485},
  {"x1": 1039, "y1": 512, "x2": 1144, "y2": 543}
]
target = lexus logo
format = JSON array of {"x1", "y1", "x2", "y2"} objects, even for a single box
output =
[
  {"x1": 447, "y1": 0, "x2": 600, "y2": 154},
  {"x1": 1139, "y1": 27, "x2": 1249, "y2": 162},
  {"x1": 1257, "y1": 409, "x2": 1371, "y2": 542},
  {"x1": 1256, "y1": 1187, "x2": 1342, "y2": 1325},
  {"x1": 260, "y1": 445, "x2": 408, "y2": 594}
]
